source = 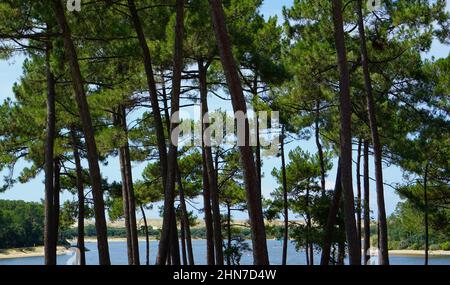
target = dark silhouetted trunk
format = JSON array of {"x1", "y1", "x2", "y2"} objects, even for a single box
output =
[
  {"x1": 331, "y1": 0, "x2": 360, "y2": 265},
  {"x1": 315, "y1": 101, "x2": 326, "y2": 194},
  {"x1": 198, "y1": 60, "x2": 216, "y2": 265},
  {"x1": 280, "y1": 126, "x2": 289, "y2": 265},
  {"x1": 356, "y1": 0, "x2": 389, "y2": 265},
  {"x1": 320, "y1": 160, "x2": 342, "y2": 265},
  {"x1": 363, "y1": 140, "x2": 370, "y2": 265},
  {"x1": 177, "y1": 165, "x2": 195, "y2": 265},
  {"x1": 208, "y1": 0, "x2": 269, "y2": 265},
  {"x1": 118, "y1": 145, "x2": 132, "y2": 265},
  {"x1": 140, "y1": 205, "x2": 150, "y2": 266},
  {"x1": 180, "y1": 212, "x2": 188, "y2": 265},
  {"x1": 44, "y1": 33, "x2": 57, "y2": 265},
  {"x1": 51, "y1": 0, "x2": 110, "y2": 264},
  {"x1": 71, "y1": 130, "x2": 86, "y2": 266},
  {"x1": 226, "y1": 202, "x2": 232, "y2": 266},
  {"x1": 424, "y1": 163, "x2": 429, "y2": 266},
  {"x1": 54, "y1": 158, "x2": 61, "y2": 244},
  {"x1": 199, "y1": 62, "x2": 224, "y2": 265},
  {"x1": 306, "y1": 184, "x2": 313, "y2": 266},
  {"x1": 356, "y1": 139, "x2": 362, "y2": 251}
]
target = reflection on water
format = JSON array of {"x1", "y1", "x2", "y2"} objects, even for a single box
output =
[{"x1": 0, "y1": 240, "x2": 449, "y2": 265}]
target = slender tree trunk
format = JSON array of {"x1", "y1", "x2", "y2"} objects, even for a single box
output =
[
  {"x1": 363, "y1": 141, "x2": 371, "y2": 265},
  {"x1": 337, "y1": 239, "x2": 345, "y2": 265},
  {"x1": 356, "y1": 0, "x2": 389, "y2": 265},
  {"x1": 51, "y1": 0, "x2": 110, "y2": 264},
  {"x1": 44, "y1": 32, "x2": 57, "y2": 265},
  {"x1": 226, "y1": 202, "x2": 232, "y2": 266},
  {"x1": 280, "y1": 126, "x2": 289, "y2": 266},
  {"x1": 331, "y1": 0, "x2": 360, "y2": 265},
  {"x1": 120, "y1": 106, "x2": 140, "y2": 265},
  {"x1": 118, "y1": 146, "x2": 133, "y2": 265},
  {"x1": 140, "y1": 205, "x2": 150, "y2": 266},
  {"x1": 424, "y1": 163, "x2": 429, "y2": 266},
  {"x1": 356, "y1": 139, "x2": 363, "y2": 251},
  {"x1": 177, "y1": 165, "x2": 195, "y2": 265},
  {"x1": 169, "y1": 212, "x2": 181, "y2": 265},
  {"x1": 208, "y1": 0, "x2": 269, "y2": 265},
  {"x1": 315, "y1": 101, "x2": 326, "y2": 194},
  {"x1": 306, "y1": 185, "x2": 314, "y2": 266},
  {"x1": 71, "y1": 130, "x2": 86, "y2": 266},
  {"x1": 198, "y1": 60, "x2": 216, "y2": 265},
  {"x1": 179, "y1": 212, "x2": 188, "y2": 265},
  {"x1": 199, "y1": 63, "x2": 224, "y2": 265},
  {"x1": 320, "y1": 160, "x2": 342, "y2": 265}
]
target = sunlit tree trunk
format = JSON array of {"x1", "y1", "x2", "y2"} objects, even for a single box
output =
[
  {"x1": 51, "y1": 0, "x2": 110, "y2": 264},
  {"x1": 208, "y1": 0, "x2": 269, "y2": 265},
  {"x1": 331, "y1": 0, "x2": 360, "y2": 265},
  {"x1": 356, "y1": 0, "x2": 389, "y2": 265}
]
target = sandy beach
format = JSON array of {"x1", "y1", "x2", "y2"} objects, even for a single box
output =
[{"x1": 0, "y1": 246, "x2": 70, "y2": 260}]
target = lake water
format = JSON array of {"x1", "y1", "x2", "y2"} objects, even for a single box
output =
[{"x1": 1, "y1": 240, "x2": 449, "y2": 265}]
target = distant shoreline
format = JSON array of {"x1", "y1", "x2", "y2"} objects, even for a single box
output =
[{"x1": 1, "y1": 242, "x2": 449, "y2": 260}]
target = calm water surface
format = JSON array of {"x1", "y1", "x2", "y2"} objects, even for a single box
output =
[{"x1": 1, "y1": 240, "x2": 449, "y2": 265}]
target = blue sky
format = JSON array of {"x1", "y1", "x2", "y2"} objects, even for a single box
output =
[{"x1": 0, "y1": 0, "x2": 448, "y2": 220}]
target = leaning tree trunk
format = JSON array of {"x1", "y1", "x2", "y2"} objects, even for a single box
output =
[
  {"x1": 363, "y1": 140, "x2": 371, "y2": 265},
  {"x1": 280, "y1": 125, "x2": 289, "y2": 265},
  {"x1": 356, "y1": 0, "x2": 389, "y2": 265},
  {"x1": 158, "y1": 0, "x2": 185, "y2": 265},
  {"x1": 44, "y1": 32, "x2": 57, "y2": 265},
  {"x1": 118, "y1": 144, "x2": 132, "y2": 265},
  {"x1": 331, "y1": 0, "x2": 361, "y2": 265},
  {"x1": 179, "y1": 212, "x2": 188, "y2": 266},
  {"x1": 320, "y1": 160, "x2": 342, "y2": 265},
  {"x1": 198, "y1": 59, "x2": 216, "y2": 265},
  {"x1": 315, "y1": 100, "x2": 326, "y2": 195},
  {"x1": 71, "y1": 129, "x2": 86, "y2": 266},
  {"x1": 208, "y1": 0, "x2": 269, "y2": 265},
  {"x1": 51, "y1": 0, "x2": 110, "y2": 264},
  {"x1": 140, "y1": 205, "x2": 150, "y2": 266}
]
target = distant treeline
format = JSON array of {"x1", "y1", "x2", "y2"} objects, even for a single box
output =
[{"x1": 0, "y1": 200, "x2": 44, "y2": 249}]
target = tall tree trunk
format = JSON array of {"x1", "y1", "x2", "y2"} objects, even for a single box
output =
[
  {"x1": 52, "y1": 0, "x2": 110, "y2": 264},
  {"x1": 199, "y1": 63, "x2": 224, "y2": 265},
  {"x1": 179, "y1": 211, "x2": 188, "y2": 266},
  {"x1": 140, "y1": 205, "x2": 150, "y2": 266},
  {"x1": 280, "y1": 126, "x2": 289, "y2": 266},
  {"x1": 71, "y1": 130, "x2": 86, "y2": 266},
  {"x1": 424, "y1": 162, "x2": 429, "y2": 266},
  {"x1": 177, "y1": 165, "x2": 195, "y2": 265},
  {"x1": 315, "y1": 100, "x2": 326, "y2": 194},
  {"x1": 320, "y1": 160, "x2": 342, "y2": 265},
  {"x1": 198, "y1": 60, "x2": 216, "y2": 265},
  {"x1": 118, "y1": 146, "x2": 132, "y2": 265},
  {"x1": 44, "y1": 32, "x2": 57, "y2": 265},
  {"x1": 208, "y1": 0, "x2": 269, "y2": 265},
  {"x1": 356, "y1": 0, "x2": 389, "y2": 265},
  {"x1": 331, "y1": 0, "x2": 360, "y2": 265},
  {"x1": 356, "y1": 139, "x2": 363, "y2": 251},
  {"x1": 120, "y1": 106, "x2": 140, "y2": 265},
  {"x1": 169, "y1": 212, "x2": 181, "y2": 265},
  {"x1": 226, "y1": 202, "x2": 232, "y2": 266},
  {"x1": 363, "y1": 141, "x2": 371, "y2": 265},
  {"x1": 306, "y1": 184, "x2": 314, "y2": 266}
]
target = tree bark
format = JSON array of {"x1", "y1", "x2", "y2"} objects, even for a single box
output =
[
  {"x1": 71, "y1": 130, "x2": 86, "y2": 266},
  {"x1": 179, "y1": 211, "x2": 188, "y2": 266},
  {"x1": 306, "y1": 184, "x2": 314, "y2": 265},
  {"x1": 118, "y1": 145, "x2": 132, "y2": 265},
  {"x1": 198, "y1": 60, "x2": 216, "y2": 265},
  {"x1": 315, "y1": 100, "x2": 326, "y2": 195},
  {"x1": 356, "y1": 0, "x2": 389, "y2": 265},
  {"x1": 199, "y1": 62, "x2": 224, "y2": 265},
  {"x1": 320, "y1": 160, "x2": 342, "y2": 265},
  {"x1": 280, "y1": 126, "x2": 289, "y2": 266},
  {"x1": 51, "y1": 0, "x2": 110, "y2": 264},
  {"x1": 356, "y1": 139, "x2": 363, "y2": 251},
  {"x1": 331, "y1": 0, "x2": 361, "y2": 265},
  {"x1": 44, "y1": 32, "x2": 57, "y2": 265},
  {"x1": 208, "y1": 0, "x2": 269, "y2": 265},
  {"x1": 140, "y1": 205, "x2": 150, "y2": 266},
  {"x1": 363, "y1": 141, "x2": 371, "y2": 265},
  {"x1": 226, "y1": 202, "x2": 232, "y2": 266},
  {"x1": 177, "y1": 165, "x2": 195, "y2": 265},
  {"x1": 54, "y1": 158, "x2": 61, "y2": 246}
]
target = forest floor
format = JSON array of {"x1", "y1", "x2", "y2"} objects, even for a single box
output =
[{"x1": 0, "y1": 246, "x2": 70, "y2": 260}]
